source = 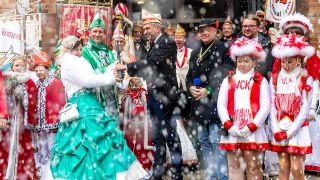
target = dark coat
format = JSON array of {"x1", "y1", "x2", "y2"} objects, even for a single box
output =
[
  {"x1": 127, "y1": 34, "x2": 178, "y2": 114},
  {"x1": 186, "y1": 39, "x2": 234, "y2": 124}
]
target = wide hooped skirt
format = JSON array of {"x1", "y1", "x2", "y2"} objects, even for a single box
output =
[{"x1": 50, "y1": 90, "x2": 147, "y2": 179}]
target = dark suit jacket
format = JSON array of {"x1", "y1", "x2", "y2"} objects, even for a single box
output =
[
  {"x1": 186, "y1": 39, "x2": 234, "y2": 124},
  {"x1": 134, "y1": 40, "x2": 148, "y2": 61},
  {"x1": 127, "y1": 34, "x2": 178, "y2": 114}
]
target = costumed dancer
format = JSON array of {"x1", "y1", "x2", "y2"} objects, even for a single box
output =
[
  {"x1": 117, "y1": 22, "x2": 153, "y2": 172},
  {"x1": 271, "y1": 12, "x2": 320, "y2": 174},
  {"x1": 221, "y1": 17, "x2": 235, "y2": 48},
  {"x1": 113, "y1": 22, "x2": 154, "y2": 171},
  {"x1": 22, "y1": 51, "x2": 66, "y2": 179},
  {"x1": 270, "y1": 33, "x2": 314, "y2": 180},
  {"x1": 2, "y1": 56, "x2": 37, "y2": 179},
  {"x1": 173, "y1": 24, "x2": 198, "y2": 165},
  {"x1": 217, "y1": 37, "x2": 270, "y2": 180},
  {"x1": 82, "y1": 12, "x2": 119, "y2": 118},
  {"x1": 120, "y1": 77, "x2": 153, "y2": 172},
  {"x1": 50, "y1": 36, "x2": 147, "y2": 179}
]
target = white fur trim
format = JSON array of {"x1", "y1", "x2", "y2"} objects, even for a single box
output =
[
  {"x1": 230, "y1": 41, "x2": 266, "y2": 62},
  {"x1": 279, "y1": 13, "x2": 314, "y2": 34},
  {"x1": 272, "y1": 44, "x2": 315, "y2": 59}
]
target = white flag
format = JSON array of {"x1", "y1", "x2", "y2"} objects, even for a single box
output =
[{"x1": 265, "y1": 0, "x2": 296, "y2": 23}]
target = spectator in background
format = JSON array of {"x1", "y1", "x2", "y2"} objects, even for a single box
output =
[
  {"x1": 237, "y1": 14, "x2": 273, "y2": 79},
  {"x1": 256, "y1": 10, "x2": 266, "y2": 34},
  {"x1": 186, "y1": 29, "x2": 201, "y2": 50},
  {"x1": 165, "y1": 24, "x2": 175, "y2": 40},
  {"x1": 132, "y1": 21, "x2": 148, "y2": 61},
  {"x1": 221, "y1": 16, "x2": 235, "y2": 48},
  {"x1": 2, "y1": 55, "x2": 37, "y2": 179}
]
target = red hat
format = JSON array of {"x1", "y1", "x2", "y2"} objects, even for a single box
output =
[
  {"x1": 32, "y1": 51, "x2": 52, "y2": 68},
  {"x1": 229, "y1": 37, "x2": 266, "y2": 62},
  {"x1": 272, "y1": 33, "x2": 315, "y2": 59},
  {"x1": 279, "y1": 13, "x2": 314, "y2": 35},
  {"x1": 113, "y1": 3, "x2": 128, "y2": 19}
]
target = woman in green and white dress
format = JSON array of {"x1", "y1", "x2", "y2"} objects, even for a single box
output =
[{"x1": 50, "y1": 36, "x2": 147, "y2": 179}]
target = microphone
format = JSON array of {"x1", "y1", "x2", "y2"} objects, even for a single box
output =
[{"x1": 193, "y1": 78, "x2": 201, "y2": 89}]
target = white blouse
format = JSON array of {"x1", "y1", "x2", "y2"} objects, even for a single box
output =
[{"x1": 60, "y1": 53, "x2": 116, "y2": 99}]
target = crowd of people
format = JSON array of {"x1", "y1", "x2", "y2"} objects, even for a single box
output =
[{"x1": 0, "y1": 2, "x2": 319, "y2": 180}]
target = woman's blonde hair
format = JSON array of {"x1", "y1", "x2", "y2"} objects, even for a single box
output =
[
  {"x1": 11, "y1": 55, "x2": 27, "y2": 65},
  {"x1": 58, "y1": 36, "x2": 82, "y2": 58}
]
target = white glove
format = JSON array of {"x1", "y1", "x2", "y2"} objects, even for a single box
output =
[
  {"x1": 239, "y1": 126, "x2": 251, "y2": 137},
  {"x1": 228, "y1": 126, "x2": 241, "y2": 137}
]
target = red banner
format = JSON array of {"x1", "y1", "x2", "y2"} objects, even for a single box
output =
[{"x1": 59, "y1": 4, "x2": 113, "y2": 46}]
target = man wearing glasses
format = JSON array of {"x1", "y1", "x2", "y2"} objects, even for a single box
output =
[{"x1": 237, "y1": 14, "x2": 273, "y2": 79}]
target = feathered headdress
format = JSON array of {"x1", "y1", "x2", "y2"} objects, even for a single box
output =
[
  {"x1": 272, "y1": 33, "x2": 315, "y2": 59},
  {"x1": 229, "y1": 37, "x2": 266, "y2": 62},
  {"x1": 32, "y1": 51, "x2": 52, "y2": 68},
  {"x1": 279, "y1": 13, "x2": 314, "y2": 34}
]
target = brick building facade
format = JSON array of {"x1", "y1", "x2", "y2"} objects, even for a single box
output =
[{"x1": 0, "y1": 0, "x2": 319, "y2": 56}]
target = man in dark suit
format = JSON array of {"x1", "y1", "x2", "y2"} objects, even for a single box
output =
[
  {"x1": 186, "y1": 19, "x2": 234, "y2": 180},
  {"x1": 127, "y1": 9, "x2": 183, "y2": 180},
  {"x1": 236, "y1": 14, "x2": 274, "y2": 79}
]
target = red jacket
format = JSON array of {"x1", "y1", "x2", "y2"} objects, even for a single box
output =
[{"x1": 24, "y1": 77, "x2": 66, "y2": 131}]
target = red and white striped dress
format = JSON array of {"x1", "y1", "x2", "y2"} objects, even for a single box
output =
[{"x1": 270, "y1": 67, "x2": 313, "y2": 154}]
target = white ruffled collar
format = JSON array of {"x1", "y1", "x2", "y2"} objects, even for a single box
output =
[{"x1": 279, "y1": 66, "x2": 302, "y2": 78}]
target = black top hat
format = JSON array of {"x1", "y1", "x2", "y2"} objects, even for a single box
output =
[{"x1": 199, "y1": 18, "x2": 217, "y2": 28}]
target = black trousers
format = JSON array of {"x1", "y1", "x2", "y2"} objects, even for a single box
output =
[{"x1": 148, "y1": 94, "x2": 183, "y2": 180}]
